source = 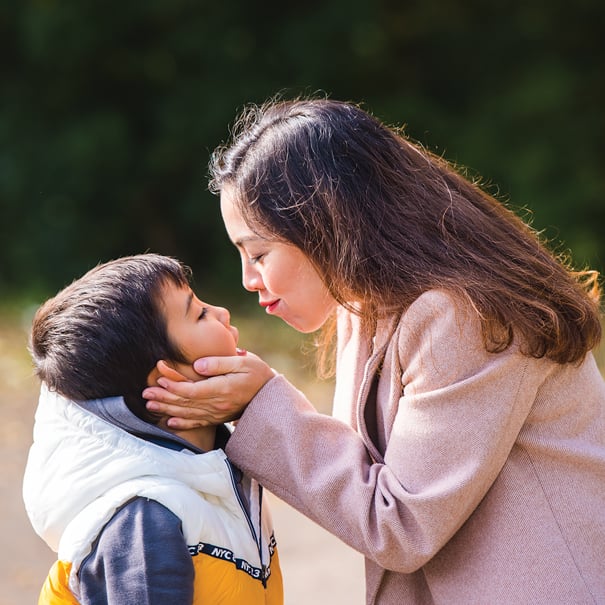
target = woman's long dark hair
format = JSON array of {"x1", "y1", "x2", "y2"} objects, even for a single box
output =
[{"x1": 210, "y1": 97, "x2": 601, "y2": 365}]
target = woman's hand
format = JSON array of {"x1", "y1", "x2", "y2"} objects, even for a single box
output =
[{"x1": 142, "y1": 352, "x2": 275, "y2": 429}]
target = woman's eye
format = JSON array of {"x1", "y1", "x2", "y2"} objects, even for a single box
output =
[
  {"x1": 198, "y1": 308, "x2": 207, "y2": 320},
  {"x1": 249, "y1": 253, "x2": 264, "y2": 264}
]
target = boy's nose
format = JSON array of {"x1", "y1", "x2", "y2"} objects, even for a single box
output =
[{"x1": 214, "y1": 305, "x2": 231, "y2": 326}]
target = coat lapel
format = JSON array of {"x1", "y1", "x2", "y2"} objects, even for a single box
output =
[{"x1": 355, "y1": 313, "x2": 401, "y2": 463}]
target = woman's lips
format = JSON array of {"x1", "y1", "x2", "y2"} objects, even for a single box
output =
[{"x1": 261, "y1": 299, "x2": 280, "y2": 314}]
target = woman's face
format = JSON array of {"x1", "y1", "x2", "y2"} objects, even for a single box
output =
[{"x1": 220, "y1": 187, "x2": 336, "y2": 333}]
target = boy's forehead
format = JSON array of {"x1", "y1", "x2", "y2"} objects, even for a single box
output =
[{"x1": 157, "y1": 280, "x2": 191, "y2": 308}]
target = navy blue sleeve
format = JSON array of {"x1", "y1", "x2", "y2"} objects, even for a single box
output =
[{"x1": 78, "y1": 497, "x2": 194, "y2": 605}]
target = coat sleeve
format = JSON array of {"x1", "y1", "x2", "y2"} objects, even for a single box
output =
[
  {"x1": 78, "y1": 497, "x2": 194, "y2": 604},
  {"x1": 225, "y1": 291, "x2": 550, "y2": 572}
]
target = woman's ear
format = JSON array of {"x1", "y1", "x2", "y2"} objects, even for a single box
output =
[{"x1": 146, "y1": 360, "x2": 191, "y2": 386}]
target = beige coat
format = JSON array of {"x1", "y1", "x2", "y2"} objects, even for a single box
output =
[{"x1": 226, "y1": 290, "x2": 605, "y2": 604}]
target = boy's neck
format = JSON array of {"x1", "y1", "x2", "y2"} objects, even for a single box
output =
[{"x1": 159, "y1": 421, "x2": 218, "y2": 452}]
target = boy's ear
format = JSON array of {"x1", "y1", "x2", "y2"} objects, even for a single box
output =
[{"x1": 146, "y1": 360, "x2": 190, "y2": 386}]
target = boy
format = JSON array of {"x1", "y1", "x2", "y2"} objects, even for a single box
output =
[{"x1": 23, "y1": 254, "x2": 283, "y2": 605}]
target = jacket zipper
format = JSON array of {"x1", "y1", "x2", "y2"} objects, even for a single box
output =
[{"x1": 224, "y1": 459, "x2": 268, "y2": 587}]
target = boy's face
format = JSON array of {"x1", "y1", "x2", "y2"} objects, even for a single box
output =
[{"x1": 160, "y1": 281, "x2": 239, "y2": 380}]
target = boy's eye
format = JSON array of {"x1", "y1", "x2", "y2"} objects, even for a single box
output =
[{"x1": 198, "y1": 308, "x2": 207, "y2": 320}]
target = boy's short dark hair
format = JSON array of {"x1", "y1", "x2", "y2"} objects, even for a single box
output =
[{"x1": 30, "y1": 254, "x2": 191, "y2": 423}]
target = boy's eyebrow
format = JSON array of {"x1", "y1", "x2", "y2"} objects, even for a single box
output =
[{"x1": 185, "y1": 291, "x2": 194, "y2": 317}]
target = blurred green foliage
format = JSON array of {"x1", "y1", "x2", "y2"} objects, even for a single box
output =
[{"x1": 1, "y1": 0, "x2": 603, "y2": 306}]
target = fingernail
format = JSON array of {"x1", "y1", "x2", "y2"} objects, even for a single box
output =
[
  {"x1": 146, "y1": 402, "x2": 159, "y2": 411},
  {"x1": 193, "y1": 359, "x2": 207, "y2": 373},
  {"x1": 157, "y1": 378, "x2": 168, "y2": 388}
]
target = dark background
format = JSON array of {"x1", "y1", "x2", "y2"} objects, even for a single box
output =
[{"x1": 2, "y1": 0, "x2": 603, "y2": 309}]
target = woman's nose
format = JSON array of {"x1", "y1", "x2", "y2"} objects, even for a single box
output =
[{"x1": 242, "y1": 262, "x2": 263, "y2": 292}]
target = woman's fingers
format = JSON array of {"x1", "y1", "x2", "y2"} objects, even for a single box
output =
[
  {"x1": 143, "y1": 384, "x2": 191, "y2": 406},
  {"x1": 147, "y1": 400, "x2": 200, "y2": 419},
  {"x1": 142, "y1": 352, "x2": 275, "y2": 426},
  {"x1": 156, "y1": 360, "x2": 191, "y2": 382},
  {"x1": 145, "y1": 394, "x2": 237, "y2": 428},
  {"x1": 145, "y1": 376, "x2": 239, "y2": 416},
  {"x1": 193, "y1": 353, "x2": 256, "y2": 377},
  {"x1": 144, "y1": 377, "x2": 214, "y2": 405},
  {"x1": 165, "y1": 417, "x2": 209, "y2": 431}
]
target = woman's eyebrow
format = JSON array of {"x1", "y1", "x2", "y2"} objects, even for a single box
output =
[{"x1": 235, "y1": 235, "x2": 264, "y2": 247}]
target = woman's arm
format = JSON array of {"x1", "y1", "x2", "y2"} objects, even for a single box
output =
[{"x1": 223, "y1": 293, "x2": 548, "y2": 572}]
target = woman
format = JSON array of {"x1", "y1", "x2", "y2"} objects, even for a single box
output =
[{"x1": 144, "y1": 98, "x2": 605, "y2": 604}]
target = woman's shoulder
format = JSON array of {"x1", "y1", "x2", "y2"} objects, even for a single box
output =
[
  {"x1": 393, "y1": 289, "x2": 492, "y2": 368},
  {"x1": 409, "y1": 287, "x2": 466, "y2": 311},
  {"x1": 336, "y1": 290, "x2": 479, "y2": 354},
  {"x1": 399, "y1": 289, "x2": 477, "y2": 335},
  {"x1": 393, "y1": 290, "x2": 537, "y2": 394}
]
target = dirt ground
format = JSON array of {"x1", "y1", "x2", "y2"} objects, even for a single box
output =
[{"x1": 0, "y1": 313, "x2": 364, "y2": 605}]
